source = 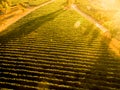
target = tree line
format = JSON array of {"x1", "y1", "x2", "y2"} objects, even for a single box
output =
[{"x1": 0, "y1": 0, "x2": 31, "y2": 14}]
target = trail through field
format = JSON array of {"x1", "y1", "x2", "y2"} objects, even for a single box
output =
[{"x1": 72, "y1": 4, "x2": 120, "y2": 56}]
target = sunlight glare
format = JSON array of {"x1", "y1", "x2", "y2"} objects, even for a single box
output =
[{"x1": 74, "y1": 20, "x2": 81, "y2": 28}]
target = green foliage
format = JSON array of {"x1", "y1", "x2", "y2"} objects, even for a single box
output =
[
  {"x1": 0, "y1": 0, "x2": 48, "y2": 14},
  {"x1": 0, "y1": 0, "x2": 11, "y2": 14}
]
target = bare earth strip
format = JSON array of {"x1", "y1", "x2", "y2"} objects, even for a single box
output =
[
  {"x1": 72, "y1": 4, "x2": 120, "y2": 56},
  {"x1": 0, "y1": 0, "x2": 55, "y2": 33}
]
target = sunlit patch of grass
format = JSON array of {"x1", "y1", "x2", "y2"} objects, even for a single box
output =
[
  {"x1": 1, "y1": 0, "x2": 119, "y2": 58},
  {"x1": 1, "y1": 0, "x2": 103, "y2": 55},
  {"x1": 38, "y1": 81, "x2": 49, "y2": 90},
  {"x1": 0, "y1": 1, "x2": 120, "y2": 90}
]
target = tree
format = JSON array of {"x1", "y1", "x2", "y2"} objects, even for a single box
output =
[{"x1": 0, "y1": 0, "x2": 11, "y2": 14}]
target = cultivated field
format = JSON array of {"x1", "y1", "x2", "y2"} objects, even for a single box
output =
[{"x1": 0, "y1": 0, "x2": 120, "y2": 90}]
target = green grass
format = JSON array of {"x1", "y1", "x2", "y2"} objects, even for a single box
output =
[
  {"x1": 0, "y1": 0, "x2": 98, "y2": 43},
  {"x1": 0, "y1": 0, "x2": 103, "y2": 58},
  {"x1": 1, "y1": 0, "x2": 119, "y2": 42},
  {"x1": 0, "y1": 0, "x2": 120, "y2": 90},
  {"x1": 0, "y1": 0, "x2": 108, "y2": 61}
]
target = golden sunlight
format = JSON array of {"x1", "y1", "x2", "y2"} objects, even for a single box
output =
[{"x1": 91, "y1": 0, "x2": 120, "y2": 10}]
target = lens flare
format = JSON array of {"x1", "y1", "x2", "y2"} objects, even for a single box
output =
[{"x1": 74, "y1": 21, "x2": 81, "y2": 28}]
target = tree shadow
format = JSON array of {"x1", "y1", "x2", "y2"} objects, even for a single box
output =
[
  {"x1": 79, "y1": 38, "x2": 120, "y2": 90},
  {"x1": 87, "y1": 29, "x2": 100, "y2": 46},
  {"x1": 82, "y1": 25, "x2": 94, "y2": 36},
  {"x1": 81, "y1": 25, "x2": 100, "y2": 46},
  {"x1": 0, "y1": 9, "x2": 64, "y2": 45}
]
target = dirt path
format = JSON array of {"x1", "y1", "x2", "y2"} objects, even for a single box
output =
[
  {"x1": 0, "y1": 0, "x2": 55, "y2": 33},
  {"x1": 72, "y1": 4, "x2": 120, "y2": 56}
]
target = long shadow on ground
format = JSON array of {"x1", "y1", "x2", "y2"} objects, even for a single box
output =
[
  {"x1": 87, "y1": 29, "x2": 100, "y2": 46},
  {"x1": 0, "y1": 9, "x2": 64, "y2": 45},
  {"x1": 80, "y1": 39, "x2": 120, "y2": 90}
]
